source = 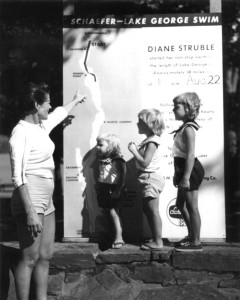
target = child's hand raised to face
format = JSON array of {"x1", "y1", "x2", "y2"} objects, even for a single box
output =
[{"x1": 128, "y1": 142, "x2": 137, "y2": 154}]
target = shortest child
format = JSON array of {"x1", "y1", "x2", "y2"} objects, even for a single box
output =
[
  {"x1": 96, "y1": 133, "x2": 126, "y2": 249},
  {"x1": 172, "y1": 92, "x2": 205, "y2": 252},
  {"x1": 128, "y1": 108, "x2": 165, "y2": 250}
]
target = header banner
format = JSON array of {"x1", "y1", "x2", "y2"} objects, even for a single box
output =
[{"x1": 64, "y1": 13, "x2": 221, "y2": 28}]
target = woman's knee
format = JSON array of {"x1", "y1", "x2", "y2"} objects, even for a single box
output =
[
  {"x1": 39, "y1": 244, "x2": 55, "y2": 261},
  {"x1": 22, "y1": 252, "x2": 40, "y2": 268}
]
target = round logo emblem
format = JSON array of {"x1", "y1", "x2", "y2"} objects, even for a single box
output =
[{"x1": 166, "y1": 198, "x2": 186, "y2": 227}]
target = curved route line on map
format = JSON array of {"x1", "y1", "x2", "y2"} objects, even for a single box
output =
[{"x1": 84, "y1": 40, "x2": 97, "y2": 82}]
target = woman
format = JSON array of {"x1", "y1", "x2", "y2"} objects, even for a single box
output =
[{"x1": 9, "y1": 82, "x2": 85, "y2": 300}]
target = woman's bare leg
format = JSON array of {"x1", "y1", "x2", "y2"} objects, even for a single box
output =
[
  {"x1": 14, "y1": 214, "x2": 43, "y2": 300},
  {"x1": 32, "y1": 212, "x2": 55, "y2": 300}
]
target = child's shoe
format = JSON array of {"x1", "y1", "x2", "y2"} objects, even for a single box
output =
[
  {"x1": 175, "y1": 241, "x2": 203, "y2": 252},
  {"x1": 175, "y1": 236, "x2": 191, "y2": 247}
]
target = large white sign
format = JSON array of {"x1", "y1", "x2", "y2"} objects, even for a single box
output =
[{"x1": 63, "y1": 13, "x2": 225, "y2": 241}]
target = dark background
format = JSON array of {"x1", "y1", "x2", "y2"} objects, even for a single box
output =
[{"x1": 0, "y1": 0, "x2": 239, "y2": 241}]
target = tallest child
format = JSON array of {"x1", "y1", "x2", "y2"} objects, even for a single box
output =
[{"x1": 172, "y1": 92, "x2": 205, "y2": 252}]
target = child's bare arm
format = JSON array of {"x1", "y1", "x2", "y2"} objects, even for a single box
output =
[
  {"x1": 128, "y1": 142, "x2": 157, "y2": 168},
  {"x1": 180, "y1": 127, "x2": 195, "y2": 188},
  {"x1": 117, "y1": 160, "x2": 127, "y2": 190},
  {"x1": 111, "y1": 160, "x2": 127, "y2": 198}
]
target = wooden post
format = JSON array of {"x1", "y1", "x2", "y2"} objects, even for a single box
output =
[
  {"x1": 210, "y1": 0, "x2": 222, "y2": 13},
  {"x1": 63, "y1": 1, "x2": 75, "y2": 16}
]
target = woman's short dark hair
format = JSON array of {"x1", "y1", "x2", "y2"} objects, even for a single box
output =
[{"x1": 21, "y1": 82, "x2": 50, "y2": 116}]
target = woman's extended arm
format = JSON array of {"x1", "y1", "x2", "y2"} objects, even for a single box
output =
[
  {"x1": 43, "y1": 90, "x2": 86, "y2": 133},
  {"x1": 63, "y1": 90, "x2": 86, "y2": 114}
]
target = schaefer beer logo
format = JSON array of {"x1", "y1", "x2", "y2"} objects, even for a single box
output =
[{"x1": 167, "y1": 198, "x2": 186, "y2": 227}]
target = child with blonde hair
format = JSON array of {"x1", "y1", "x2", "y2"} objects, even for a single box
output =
[
  {"x1": 172, "y1": 92, "x2": 205, "y2": 252},
  {"x1": 128, "y1": 108, "x2": 165, "y2": 250},
  {"x1": 96, "y1": 133, "x2": 126, "y2": 249}
]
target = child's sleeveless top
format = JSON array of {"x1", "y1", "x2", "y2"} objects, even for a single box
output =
[
  {"x1": 136, "y1": 135, "x2": 163, "y2": 173},
  {"x1": 98, "y1": 155, "x2": 125, "y2": 184},
  {"x1": 172, "y1": 121, "x2": 200, "y2": 159}
]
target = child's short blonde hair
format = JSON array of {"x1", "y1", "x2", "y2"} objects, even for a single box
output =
[
  {"x1": 96, "y1": 133, "x2": 121, "y2": 156},
  {"x1": 138, "y1": 108, "x2": 165, "y2": 136},
  {"x1": 173, "y1": 92, "x2": 201, "y2": 120}
]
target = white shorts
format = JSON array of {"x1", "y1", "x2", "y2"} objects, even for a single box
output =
[
  {"x1": 137, "y1": 171, "x2": 165, "y2": 199},
  {"x1": 11, "y1": 175, "x2": 55, "y2": 217}
]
